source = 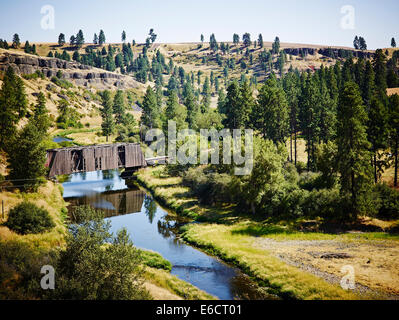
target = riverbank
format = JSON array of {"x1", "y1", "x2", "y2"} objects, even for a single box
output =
[
  {"x1": 135, "y1": 166, "x2": 399, "y2": 300},
  {"x1": 0, "y1": 179, "x2": 212, "y2": 300},
  {"x1": 144, "y1": 267, "x2": 216, "y2": 300}
]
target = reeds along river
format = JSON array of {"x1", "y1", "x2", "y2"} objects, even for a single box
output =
[{"x1": 62, "y1": 169, "x2": 270, "y2": 300}]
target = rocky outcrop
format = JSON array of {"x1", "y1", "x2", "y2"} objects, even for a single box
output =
[
  {"x1": 0, "y1": 49, "x2": 140, "y2": 90},
  {"x1": 283, "y1": 47, "x2": 374, "y2": 59},
  {"x1": 283, "y1": 48, "x2": 317, "y2": 56}
]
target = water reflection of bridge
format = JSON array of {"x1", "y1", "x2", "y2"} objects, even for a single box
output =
[{"x1": 66, "y1": 188, "x2": 145, "y2": 218}]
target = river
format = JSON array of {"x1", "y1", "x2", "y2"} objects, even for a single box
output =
[{"x1": 62, "y1": 169, "x2": 271, "y2": 300}]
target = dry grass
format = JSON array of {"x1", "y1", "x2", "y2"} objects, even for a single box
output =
[
  {"x1": 138, "y1": 166, "x2": 399, "y2": 299},
  {"x1": 65, "y1": 130, "x2": 111, "y2": 145},
  {"x1": 253, "y1": 235, "x2": 399, "y2": 298},
  {"x1": 182, "y1": 223, "x2": 359, "y2": 300},
  {"x1": 286, "y1": 137, "x2": 308, "y2": 164},
  {"x1": 0, "y1": 181, "x2": 67, "y2": 249}
]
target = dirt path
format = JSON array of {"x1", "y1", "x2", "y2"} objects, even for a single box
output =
[{"x1": 252, "y1": 237, "x2": 399, "y2": 299}]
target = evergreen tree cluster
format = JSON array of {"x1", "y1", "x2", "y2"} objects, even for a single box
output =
[
  {"x1": 23, "y1": 41, "x2": 37, "y2": 55},
  {"x1": 0, "y1": 67, "x2": 49, "y2": 191}
]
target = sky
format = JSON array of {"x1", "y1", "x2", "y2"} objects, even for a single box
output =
[{"x1": 0, "y1": 0, "x2": 398, "y2": 50}]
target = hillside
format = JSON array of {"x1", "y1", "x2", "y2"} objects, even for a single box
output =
[
  {"x1": 28, "y1": 41, "x2": 373, "y2": 81},
  {"x1": 0, "y1": 41, "x2": 377, "y2": 114},
  {"x1": 0, "y1": 48, "x2": 147, "y2": 145}
]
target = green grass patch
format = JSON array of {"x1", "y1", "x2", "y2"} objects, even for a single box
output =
[
  {"x1": 181, "y1": 223, "x2": 359, "y2": 300},
  {"x1": 140, "y1": 249, "x2": 172, "y2": 271}
]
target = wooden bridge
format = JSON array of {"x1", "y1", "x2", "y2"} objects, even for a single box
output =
[{"x1": 46, "y1": 143, "x2": 153, "y2": 177}]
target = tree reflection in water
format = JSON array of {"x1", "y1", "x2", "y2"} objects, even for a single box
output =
[{"x1": 144, "y1": 195, "x2": 157, "y2": 224}]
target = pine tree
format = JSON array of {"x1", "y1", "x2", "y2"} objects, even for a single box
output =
[
  {"x1": 368, "y1": 93, "x2": 389, "y2": 183},
  {"x1": 141, "y1": 86, "x2": 161, "y2": 130},
  {"x1": 373, "y1": 49, "x2": 388, "y2": 94},
  {"x1": 242, "y1": 33, "x2": 251, "y2": 47},
  {"x1": 76, "y1": 30, "x2": 85, "y2": 48},
  {"x1": 100, "y1": 90, "x2": 115, "y2": 142},
  {"x1": 12, "y1": 33, "x2": 20, "y2": 48},
  {"x1": 24, "y1": 40, "x2": 31, "y2": 53},
  {"x1": 353, "y1": 36, "x2": 359, "y2": 49},
  {"x1": 0, "y1": 67, "x2": 27, "y2": 151},
  {"x1": 258, "y1": 34, "x2": 263, "y2": 48},
  {"x1": 122, "y1": 31, "x2": 126, "y2": 43},
  {"x1": 361, "y1": 61, "x2": 375, "y2": 108},
  {"x1": 58, "y1": 33, "x2": 66, "y2": 46},
  {"x1": 272, "y1": 36, "x2": 280, "y2": 54},
  {"x1": 72, "y1": 50, "x2": 80, "y2": 62},
  {"x1": 149, "y1": 29, "x2": 157, "y2": 43},
  {"x1": 113, "y1": 90, "x2": 126, "y2": 124},
  {"x1": 222, "y1": 81, "x2": 252, "y2": 129},
  {"x1": 299, "y1": 74, "x2": 321, "y2": 171},
  {"x1": 201, "y1": 34, "x2": 204, "y2": 43},
  {"x1": 389, "y1": 94, "x2": 399, "y2": 187},
  {"x1": 283, "y1": 71, "x2": 301, "y2": 163},
  {"x1": 93, "y1": 33, "x2": 98, "y2": 45},
  {"x1": 359, "y1": 37, "x2": 367, "y2": 50},
  {"x1": 164, "y1": 89, "x2": 187, "y2": 132},
  {"x1": 8, "y1": 119, "x2": 47, "y2": 191},
  {"x1": 99, "y1": 30, "x2": 106, "y2": 45},
  {"x1": 233, "y1": 34, "x2": 240, "y2": 46},
  {"x1": 183, "y1": 82, "x2": 199, "y2": 128},
  {"x1": 392, "y1": 37, "x2": 397, "y2": 48},
  {"x1": 337, "y1": 82, "x2": 372, "y2": 217},
  {"x1": 70, "y1": 35, "x2": 76, "y2": 46},
  {"x1": 253, "y1": 77, "x2": 289, "y2": 144},
  {"x1": 201, "y1": 76, "x2": 211, "y2": 112},
  {"x1": 318, "y1": 81, "x2": 336, "y2": 143},
  {"x1": 210, "y1": 34, "x2": 218, "y2": 52},
  {"x1": 32, "y1": 92, "x2": 50, "y2": 135}
]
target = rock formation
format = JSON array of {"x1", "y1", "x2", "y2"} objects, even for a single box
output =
[{"x1": 0, "y1": 49, "x2": 141, "y2": 90}]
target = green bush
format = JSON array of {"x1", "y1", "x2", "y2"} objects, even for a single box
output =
[
  {"x1": 22, "y1": 70, "x2": 45, "y2": 80},
  {"x1": 50, "y1": 206, "x2": 151, "y2": 300},
  {"x1": 295, "y1": 161, "x2": 307, "y2": 174},
  {"x1": 374, "y1": 184, "x2": 399, "y2": 219},
  {"x1": 0, "y1": 241, "x2": 51, "y2": 299},
  {"x1": 51, "y1": 76, "x2": 73, "y2": 89},
  {"x1": 183, "y1": 167, "x2": 234, "y2": 205},
  {"x1": 56, "y1": 122, "x2": 67, "y2": 129},
  {"x1": 300, "y1": 188, "x2": 353, "y2": 221},
  {"x1": 5, "y1": 202, "x2": 55, "y2": 235}
]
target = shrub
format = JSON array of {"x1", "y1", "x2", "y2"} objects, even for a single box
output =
[
  {"x1": 5, "y1": 202, "x2": 55, "y2": 235},
  {"x1": 299, "y1": 171, "x2": 324, "y2": 191},
  {"x1": 56, "y1": 122, "x2": 67, "y2": 129},
  {"x1": 279, "y1": 187, "x2": 309, "y2": 218},
  {"x1": 22, "y1": 70, "x2": 45, "y2": 80},
  {"x1": 51, "y1": 206, "x2": 150, "y2": 300},
  {"x1": 295, "y1": 161, "x2": 307, "y2": 174},
  {"x1": 302, "y1": 188, "x2": 350, "y2": 221},
  {"x1": 0, "y1": 241, "x2": 51, "y2": 299},
  {"x1": 183, "y1": 167, "x2": 234, "y2": 205},
  {"x1": 374, "y1": 184, "x2": 399, "y2": 219},
  {"x1": 51, "y1": 76, "x2": 73, "y2": 89}
]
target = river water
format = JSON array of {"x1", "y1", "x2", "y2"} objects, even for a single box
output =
[{"x1": 62, "y1": 169, "x2": 270, "y2": 300}]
